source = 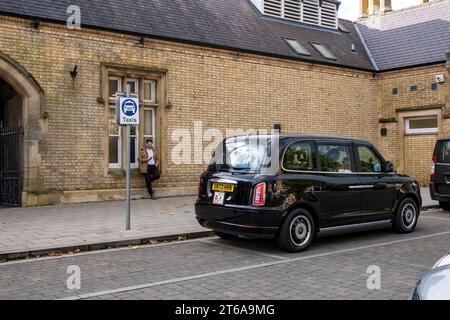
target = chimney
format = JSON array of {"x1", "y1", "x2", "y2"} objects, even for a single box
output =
[
  {"x1": 368, "y1": 0, "x2": 380, "y2": 15},
  {"x1": 380, "y1": 0, "x2": 392, "y2": 14},
  {"x1": 359, "y1": 0, "x2": 369, "y2": 18},
  {"x1": 360, "y1": 0, "x2": 392, "y2": 18}
]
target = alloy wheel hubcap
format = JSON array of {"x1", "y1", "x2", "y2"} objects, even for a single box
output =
[
  {"x1": 290, "y1": 216, "x2": 311, "y2": 247},
  {"x1": 401, "y1": 203, "x2": 417, "y2": 229}
]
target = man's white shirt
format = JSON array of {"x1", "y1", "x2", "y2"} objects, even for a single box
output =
[{"x1": 146, "y1": 148, "x2": 155, "y2": 165}]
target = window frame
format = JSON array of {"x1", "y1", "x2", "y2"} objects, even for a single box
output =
[
  {"x1": 108, "y1": 132, "x2": 122, "y2": 169},
  {"x1": 354, "y1": 144, "x2": 387, "y2": 174},
  {"x1": 143, "y1": 80, "x2": 157, "y2": 104},
  {"x1": 142, "y1": 107, "x2": 156, "y2": 146},
  {"x1": 106, "y1": 74, "x2": 159, "y2": 170},
  {"x1": 126, "y1": 78, "x2": 139, "y2": 95},
  {"x1": 405, "y1": 116, "x2": 438, "y2": 135},
  {"x1": 108, "y1": 77, "x2": 122, "y2": 103},
  {"x1": 129, "y1": 125, "x2": 139, "y2": 169},
  {"x1": 108, "y1": 76, "x2": 123, "y2": 169}
]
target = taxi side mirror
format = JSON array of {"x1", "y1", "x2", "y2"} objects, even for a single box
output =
[{"x1": 385, "y1": 161, "x2": 394, "y2": 173}]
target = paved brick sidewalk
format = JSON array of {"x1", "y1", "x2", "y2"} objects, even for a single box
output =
[{"x1": 0, "y1": 196, "x2": 207, "y2": 259}]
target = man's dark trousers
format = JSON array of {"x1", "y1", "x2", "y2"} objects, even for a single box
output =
[{"x1": 145, "y1": 165, "x2": 157, "y2": 195}]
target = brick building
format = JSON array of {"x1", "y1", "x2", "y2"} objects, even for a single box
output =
[{"x1": 0, "y1": 0, "x2": 449, "y2": 207}]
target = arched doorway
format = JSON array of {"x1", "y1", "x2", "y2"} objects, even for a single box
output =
[
  {"x1": 0, "y1": 77, "x2": 23, "y2": 206},
  {"x1": 0, "y1": 52, "x2": 45, "y2": 207}
]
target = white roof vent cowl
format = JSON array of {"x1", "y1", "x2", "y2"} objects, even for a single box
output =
[{"x1": 251, "y1": 0, "x2": 339, "y2": 30}]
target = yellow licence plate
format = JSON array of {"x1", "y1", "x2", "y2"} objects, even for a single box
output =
[{"x1": 212, "y1": 183, "x2": 235, "y2": 193}]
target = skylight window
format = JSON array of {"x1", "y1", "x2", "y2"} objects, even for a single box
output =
[
  {"x1": 310, "y1": 42, "x2": 336, "y2": 60},
  {"x1": 284, "y1": 38, "x2": 311, "y2": 56}
]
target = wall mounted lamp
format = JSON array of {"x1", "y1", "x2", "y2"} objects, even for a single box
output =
[
  {"x1": 70, "y1": 65, "x2": 78, "y2": 81},
  {"x1": 32, "y1": 18, "x2": 40, "y2": 29}
]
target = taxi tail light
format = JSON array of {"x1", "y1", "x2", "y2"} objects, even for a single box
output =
[
  {"x1": 253, "y1": 182, "x2": 266, "y2": 206},
  {"x1": 430, "y1": 155, "x2": 436, "y2": 182}
]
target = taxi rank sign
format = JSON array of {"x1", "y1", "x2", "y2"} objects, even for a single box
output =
[
  {"x1": 116, "y1": 94, "x2": 139, "y2": 230},
  {"x1": 118, "y1": 97, "x2": 140, "y2": 125}
]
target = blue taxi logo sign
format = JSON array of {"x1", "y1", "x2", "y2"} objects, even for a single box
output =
[{"x1": 118, "y1": 97, "x2": 139, "y2": 125}]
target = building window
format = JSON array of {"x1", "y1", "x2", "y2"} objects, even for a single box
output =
[
  {"x1": 405, "y1": 117, "x2": 438, "y2": 135},
  {"x1": 410, "y1": 85, "x2": 417, "y2": 92},
  {"x1": 431, "y1": 83, "x2": 438, "y2": 90},
  {"x1": 143, "y1": 80, "x2": 157, "y2": 103},
  {"x1": 392, "y1": 88, "x2": 398, "y2": 95},
  {"x1": 143, "y1": 108, "x2": 156, "y2": 144},
  {"x1": 108, "y1": 77, "x2": 122, "y2": 168},
  {"x1": 126, "y1": 79, "x2": 139, "y2": 95},
  {"x1": 107, "y1": 75, "x2": 158, "y2": 169},
  {"x1": 109, "y1": 77, "x2": 122, "y2": 102}
]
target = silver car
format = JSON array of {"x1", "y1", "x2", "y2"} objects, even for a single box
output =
[{"x1": 412, "y1": 253, "x2": 450, "y2": 300}]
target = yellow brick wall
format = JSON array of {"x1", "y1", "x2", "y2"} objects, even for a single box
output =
[
  {"x1": 2, "y1": 15, "x2": 448, "y2": 201},
  {"x1": 404, "y1": 134, "x2": 437, "y2": 184},
  {"x1": 0, "y1": 16, "x2": 382, "y2": 198},
  {"x1": 376, "y1": 65, "x2": 450, "y2": 184},
  {"x1": 378, "y1": 65, "x2": 449, "y2": 118}
]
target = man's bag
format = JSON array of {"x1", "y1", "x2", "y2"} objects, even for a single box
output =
[{"x1": 150, "y1": 166, "x2": 161, "y2": 181}]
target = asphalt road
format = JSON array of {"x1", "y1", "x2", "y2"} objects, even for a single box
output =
[{"x1": 1, "y1": 210, "x2": 449, "y2": 300}]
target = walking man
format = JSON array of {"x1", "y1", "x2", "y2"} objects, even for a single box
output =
[{"x1": 139, "y1": 138, "x2": 159, "y2": 199}]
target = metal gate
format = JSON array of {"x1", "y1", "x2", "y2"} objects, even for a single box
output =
[{"x1": 0, "y1": 124, "x2": 23, "y2": 207}]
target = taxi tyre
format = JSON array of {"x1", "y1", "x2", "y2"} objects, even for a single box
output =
[
  {"x1": 392, "y1": 197, "x2": 419, "y2": 233},
  {"x1": 277, "y1": 208, "x2": 315, "y2": 253}
]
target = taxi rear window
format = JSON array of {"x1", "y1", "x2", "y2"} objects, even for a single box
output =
[{"x1": 436, "y1": 140, "x2": 450, "y2": 163}]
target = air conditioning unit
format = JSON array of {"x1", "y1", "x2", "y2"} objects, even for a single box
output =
[{"x1": 436, "y1": 74, "x2": 445, "y2": 83}]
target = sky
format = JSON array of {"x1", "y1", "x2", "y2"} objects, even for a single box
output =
[{"x1": 339, "y1": 0, "x2": 421, "y2": 20}]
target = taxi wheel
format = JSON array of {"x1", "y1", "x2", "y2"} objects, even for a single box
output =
[
  {"x1": 393, "y1": 198, "x2": 419, "y2": 233},
  {"x1": 277, "y1": 208, "x2": 315, "y2": 253}
]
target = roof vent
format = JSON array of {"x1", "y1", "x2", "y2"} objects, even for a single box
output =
[
  {"x1": 251, "y1": 0, "x2": 340, "y2": 29},
  {"x1": 338, "y1": 23, "x2": 350, "y2": 33}
]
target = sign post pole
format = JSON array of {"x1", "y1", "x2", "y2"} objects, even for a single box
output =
[
  {"x1": 125, "y1": 123, "x2": 131, "y2": 230},
  {"x1": 117, "y1": 88, "x2": 139, "y2": 231},
  {"x1": 125, "y1": 88, "x2": 131, "y2": 230}
]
